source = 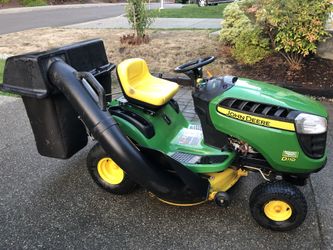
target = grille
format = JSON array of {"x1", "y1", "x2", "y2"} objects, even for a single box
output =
[
  {"x1": 219, "y1": 98, "x2": 294, "y2": 119},
  {"x1": 298, "y1": 133, "x2": 327, "y2": 159}
]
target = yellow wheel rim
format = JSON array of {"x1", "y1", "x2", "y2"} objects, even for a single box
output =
[
  {"x1": 97, "y1": 158, "x2": 124, "y2": 185},
  {"x1": 264, "y1": 200, "x2": 292, "y2": 221}
]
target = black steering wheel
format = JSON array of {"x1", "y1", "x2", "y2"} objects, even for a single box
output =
[
  {"x1": 174, "y1": 56, "x2": 215, "y2": 73},
  {"x1": 174, "y1": 56, "x2": 215, "y2": 86}
]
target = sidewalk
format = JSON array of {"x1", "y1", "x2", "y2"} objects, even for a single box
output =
[{"x1": 66, "y1": 16, "x2": 222, "y2": 30}]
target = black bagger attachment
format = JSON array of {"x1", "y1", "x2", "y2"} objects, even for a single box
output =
[
  {"x1": 0, "y1": 39, "x2": 210, "y2": 204},
  {"x1": 0, "y1": 39, "x2": 114, "y2": 159}
]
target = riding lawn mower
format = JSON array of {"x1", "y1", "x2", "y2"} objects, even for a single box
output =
[{"x1": 0, "y1": 39, "x2": 328, "y2": 231}]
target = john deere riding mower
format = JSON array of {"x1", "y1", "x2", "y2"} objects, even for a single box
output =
[{"x1": 1, "y1": 40, "x2": 328, "y2": 231}]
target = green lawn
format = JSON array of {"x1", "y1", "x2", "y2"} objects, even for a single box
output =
[
  {"x1": 21, "y1": 0, "x2": 47, "y2": 7},
  {"x1": 0, "y1": 59, "x2": 4, "y2": 83},
  {"x1": 149, "y1": 4, "x2": 228, "y2": 18},
  {"x1": 0, "y1": 59, "x2": 16, "y2": 96}
]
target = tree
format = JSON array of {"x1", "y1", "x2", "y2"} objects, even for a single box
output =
[{"x1": 124, "y1": 0, "x2": 154, "y2": 44}]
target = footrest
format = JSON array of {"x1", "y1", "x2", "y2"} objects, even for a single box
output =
[{"x1": 170, "y1": 152, "x2": 202, "y2": 164}]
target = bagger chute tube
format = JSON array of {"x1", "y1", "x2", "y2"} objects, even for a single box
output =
[{"x1": 0, "y1": 39, "x2": 328, "y2": 231}]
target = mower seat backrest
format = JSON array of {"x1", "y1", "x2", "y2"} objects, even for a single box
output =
[{"x1": 117, "y1": 58, "x2": 179, "y2": 108}]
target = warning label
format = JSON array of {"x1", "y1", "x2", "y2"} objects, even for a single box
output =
[{"x1": 177, "y1": 128, "x2": 203, "y2": 146}]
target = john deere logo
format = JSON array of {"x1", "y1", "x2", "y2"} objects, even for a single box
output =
[
  {"x1": 281, "y1": 151, "x2": 299, "y2": 162},
  {"x1": 217, "y1": 107, "x2": 295, "y2": 131},
  {"x1": 225, "y1": 110, "x2": 270, "y2": 127}
]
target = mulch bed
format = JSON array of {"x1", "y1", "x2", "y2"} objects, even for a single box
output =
[
  {"x1": 224, "y1": 52, "x2": 333, "y2": 98},
  {"x1": 233, "y1": 55, "x2": 333, "y2": 89}
]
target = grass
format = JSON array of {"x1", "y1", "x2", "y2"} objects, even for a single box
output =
[
  {"x1": 148, "y1": 4, "x2": 228, "y2": 18},
  {"x1": 0, "y1": 59, "x2": 4, "y2": 83},
  {"x1": 21, "y1": 0, "x2": 47, "y2": 7},
  {"x1": 0, "y1": 59, "x2": 17, "y2": 97}
]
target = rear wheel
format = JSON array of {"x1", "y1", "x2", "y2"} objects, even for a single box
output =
[
  {"x1": 87, "y1": 143, "x2": 138, "y2": 195},
  {"x1": 197, "y1": 0, "x2": 207, "y2": 7},
  {"x1": 249, "y1": 181, "x2": 307, "y2": 231}
]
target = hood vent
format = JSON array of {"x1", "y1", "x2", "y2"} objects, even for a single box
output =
[{"x1": 219, "y1": 98, "x2": 295, "y2": 120}]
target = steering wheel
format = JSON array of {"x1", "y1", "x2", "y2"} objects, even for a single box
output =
[{"x1": 174, "y1": 56, "x2": 215, "y2": 73}]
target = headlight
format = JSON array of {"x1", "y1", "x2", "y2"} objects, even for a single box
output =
[{"x1": 295, "y1": 113, "x2": 327, "y2": 134}]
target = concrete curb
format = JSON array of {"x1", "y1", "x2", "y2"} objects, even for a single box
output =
[{"x1": 66, "y1": 16, "x2": 222, "y2": 30}]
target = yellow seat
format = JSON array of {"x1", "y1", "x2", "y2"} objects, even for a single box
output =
[{"x1": 117, "y1": 58, "x2": 180, "y2": 107}]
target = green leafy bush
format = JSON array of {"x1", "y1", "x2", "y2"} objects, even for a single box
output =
[
  {"x1": 233, "y1": 27, "x2": 271, "y2": 65},
  {"x1": 126, "y1": 0, "x2": 154, "y2": 39},
  {"x1": 220, "y1": 2, "x2": 252, "y2": 45},
  {"x1": 220, "y1": 1, "x2": 270, "y2": 64},
  {"x1": 220, "y1": 0, "x2": 333, "y2": 69}
]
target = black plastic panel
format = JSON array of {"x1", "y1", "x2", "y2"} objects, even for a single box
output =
[
  {"x1": 192, "y1": 76, "x2": 232, "y2": 148},
  {"x1": 1, "y1": 39, "x2": 113, "y2": 99},
  {"x1": 109, "y1": 106, "x2": 155, "y2": 139},
  {"x1": 298, "y1": 133, "x2": 327, "y2": 159},
  {"x1": 22, "y1": 95, "x2": 88, "y2": 159}
]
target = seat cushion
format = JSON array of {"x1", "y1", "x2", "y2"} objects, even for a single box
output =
[{"x1": 117, "y1": 58, "x2": 179, "y2": 106}]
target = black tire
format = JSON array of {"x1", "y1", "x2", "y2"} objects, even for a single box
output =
[
  {"x1": 249, "y1": 181, "x2": 307, "y2": 231},
  {"x1": 214, "y1": 192, "x2": 231, "y2": 208},
  {"x1": 87, "y1": 143, "x2": 138, "y2": 195}
]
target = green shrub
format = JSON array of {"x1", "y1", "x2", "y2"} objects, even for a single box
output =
[
  {"x1": 220, "y1": 2, "x2": 252, "y2": 45},
  {"x1": 126, "y1": 0, "x2": 154, "y2": 38},
  {"x1": 233, "y1": 27, "x2": 270, "y2": 65},
  {"x1": 21, "y1": 0, "x2": 47, "y2": 6},
  {"x1": 220, "y1": 1, "x2": 270, "y2": 64},
  {"x1": 220, "y1": 0, "x2": 333, "y2": 69},
  {"x1": 255, "y1": 0, "x2": 332, "y2": 69}
]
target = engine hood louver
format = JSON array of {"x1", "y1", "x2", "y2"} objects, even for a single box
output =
[{"x1": 219, "y1": 98, "x2": 296, "y2": 121}]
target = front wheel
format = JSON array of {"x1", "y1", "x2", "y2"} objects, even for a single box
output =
[
  {"x1": 249, "y1": 181, "x2": 307, "y2": 231},
  {"x1": 197, "y1": 0, "x2": 207, "y2": 7},
  {"x1": 87, "y1": 143, "x2": 138, "y2": 195}
]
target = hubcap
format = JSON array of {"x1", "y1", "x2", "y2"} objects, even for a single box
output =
[
  {"x1": 199, "y1": 0, "x2": 206, "y2": 7},
  {"x1": 97, "y1": 158, "x2": 124, "y2": 185},
  {"x1": 264, "y1": 200, "x2": 292, "y2": 221}
]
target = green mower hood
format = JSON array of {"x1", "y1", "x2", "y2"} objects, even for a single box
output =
[{"x1": 227, "y1": 78, "x2": 328, "y2": 118}]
